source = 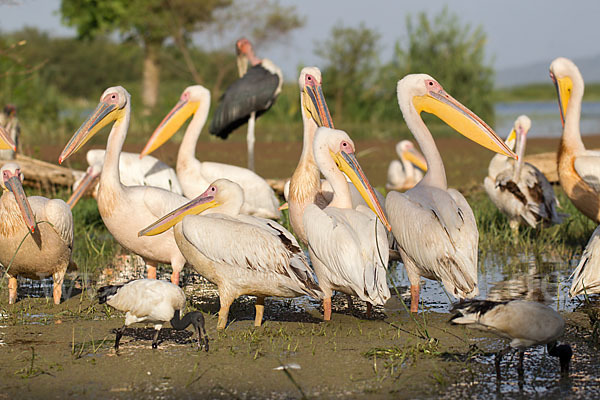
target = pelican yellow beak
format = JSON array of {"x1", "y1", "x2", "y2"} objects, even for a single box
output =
[
  {"x1": 66, "y1": 169, "x2": 100, "y2": 209},
  {"x1": 303, "y1": 76, "x2": 334, "y2": 128},
  {"x1": 4, "y1": 171, "x2": 36, "y2": 233},
  {"x1": 330, "y1": 149, "x2": 391, "y2": 231},
  {"x1": 506, "y1": 128, "x2": 516, "y2": 144},
  {"x1": 0, "y1": 125, "x2": 16, "y2": 151},
  {"x1": 140, "y1": 98, "x2": 200, "y2": 158},
  {"x1": 138, "y1": 191, "x2": 219, "y2": 237},
  {"x1": 551, "y1": 73, "x2": 572, "y2": 128},
  {"x1": 402, "y1": 149, "x2": 428, "y2": 172},
  {"x1": 278, "y1": 202, "x2": 289, "y2": 211},
  {"x1": 413, "y1": 90, "x2": 517, "y2": 159},
  {"x1": 59, "y1": 101, "x2": 124, "y2": 164}
]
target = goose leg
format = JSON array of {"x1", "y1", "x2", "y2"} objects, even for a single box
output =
[
  {"x1": 254, "y1": 296, "x2": 265, "y2": 327},
  {"x1": 8, "y1": 276, "x2": 17, "y2": 304}
]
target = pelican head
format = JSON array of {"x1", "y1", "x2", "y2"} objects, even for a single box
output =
[
  {"x1": 299, "y1": 67, "x2": 334, "y2": 128},
  {"x1": 59, "y1": 86, "x2": 130, "y2": 164},
  {"x1": 67, "y1": 163, "x2": 102, "y2": 209},
  {"x1": 0, "y1": 124, "x2": 16, "y2": 151},
  {"x1": 140, "y1": 85, "x2": 209, "y2": 157},
  {"x1": 397, "y1": 74, "x2": 516, "y2": 159},
  {"x1": 398, "y1": 140, "x2": 427, "y2": 172},
  {"x1": 549, "y1": 57, "x2": 583, "y2": 128},
  {"x1": 314, "y1": 127, "x2": 391, "y2": 231},
  {"x1": 1, "y1": 162, "x2": 35, "y2": 232},
  {"x1": 139, "y1": 179, "x2": 243, "y2": 237}
]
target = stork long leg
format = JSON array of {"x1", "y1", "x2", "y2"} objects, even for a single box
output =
[
  {"x1": 247, "y1": 111, "x2": 256, "y2": 171},
  {"x1": 366, "y1": 303, "x2": 373, "y2": 319},
  {"x1": 346, "y1": 294, "x2": 353, "y2": 313},
  {"x1": 254, "y1": 296, "x2": 265, "y2": 327}
]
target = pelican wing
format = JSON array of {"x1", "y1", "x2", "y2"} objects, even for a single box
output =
[
  {"x1": 209, "y1": 64, "x2": 281, "y2": 139},
  {"x1": 181, "y1": 214, "x2": 320, "y2": 298},
  {"x1": 142, "y1": 187, "x2": 189, "y2": 220},
  {"x1": 28, "y1": 197, "x2": 74, "y2": 247},
  {"x1": 520, "y1": 163, "x2": 564, "y2": 224},
  {"x1": 304, "y1": 205, "x2": 390, "y2": 305},
  {"x1": 570, "y1": 225, "x2": 600, "y2": 296},
  {"x1": 574, "y1": 154, "x2": 600, "y2": 193},
  {"x1": 387, "y1": 187, "x2": 478, "y2": 298}
]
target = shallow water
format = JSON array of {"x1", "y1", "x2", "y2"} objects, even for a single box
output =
[{"x1": 495, "y1": 101, "x2": 600, "y2": 138}]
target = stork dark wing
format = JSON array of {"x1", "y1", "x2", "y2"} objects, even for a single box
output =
[{"x1": 209, "y1": 64, "x2": 281, "y2": 139}]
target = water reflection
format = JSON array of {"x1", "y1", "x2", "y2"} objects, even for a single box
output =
[
  {"x1": 388, "y1": 252, "x2": 578, "y2": 313},
  {"x1": 495, "y1": 101, "x2": 600, "y2": 138}
]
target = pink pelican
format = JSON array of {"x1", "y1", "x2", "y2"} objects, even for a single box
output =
[
  {"x1": 386, "y1": 74, "x2": 516, "y2": 312},
  {"x1": 0, "y1": 162, "x2": 75, "y2": 304},
  {"x1": 59, "y1": 86, "x2": 189, "y2": 284},
  {"x1": 139, "y1": 179, "x2": 321, "y2": 330},
  {"x1": 139, "y1": 85, "x2": 281, "y2": 219},
  {"x1": 386, "y1": 140, "x2": 427, "y2": 191},
  {"x1": 304, "y1": 127, "x2": 391, "y2": 320}
]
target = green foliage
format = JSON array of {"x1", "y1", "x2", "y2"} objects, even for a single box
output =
[
  {"x1": 314, "y1": 23, "x2": 382, "y2": 122},
  {"x1": 60, "y1": 0, "x2": 231, "y2": 45},
  {"x1": 387, "y1": 7, "x2": 495, "y2": 123}
]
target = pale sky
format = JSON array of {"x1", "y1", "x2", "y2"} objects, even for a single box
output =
[{"x1": 1, "y1": 0, "x2": 600, "y2": 81}]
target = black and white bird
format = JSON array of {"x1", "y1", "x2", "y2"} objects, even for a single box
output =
[
  {"x1": 97, "y1": 279, "x2": 208, "y2": 351},
  {"x1": 450, "y1": 299, "x2": 572, "y2": 378},
  {"x1": 209, "y1": 37, "x2": 283, "y2": 171}
]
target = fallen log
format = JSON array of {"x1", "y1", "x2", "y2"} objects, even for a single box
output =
[{"x1": 0, "y1": 154, "x2": 84, "y2": 191}]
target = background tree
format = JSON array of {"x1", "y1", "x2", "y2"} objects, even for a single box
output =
[
  {"x1": 314, "y1": 23, "x2": 381, "y2": 122},
  {"x1": 386, "y1": 7, "x2": 494, "y2": 122},
  {"x1": 60, "y1": 0, "x2": 304, "y2": 113},
  {"x1": 60, "y1": 0, "x2": 232, "y2": 113}
]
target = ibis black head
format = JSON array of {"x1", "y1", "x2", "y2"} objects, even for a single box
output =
[
  {"x1": 170, "y1": 310, "x2": 209, "y2": 352},
  {"x1": 548, "y1": 342, "x2": 573, "y2": 375},
  {"x1": 97, "y1": 285, "x2": 122, "y2": 304}
]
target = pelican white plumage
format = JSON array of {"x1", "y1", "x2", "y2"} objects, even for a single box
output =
[
  {"x1": 59, "y1": 86, "x2": 190, "y2": 285},
  {"x1": 0, "y1": 162, "x2": 75, "y2": 304},
  {"x1": 386, "y1": 140, "x2": 427, "y2": 191},
  {"x1": 386, "y1": 74, "x2": 516, "y2": 312},
  {"x1": 303, "y1": 127, "x2": 391, "y2": 320},
  {"x1": 67, "y1": 149, "x2": 182, "y2": 208},
  {"x1": 288, "y1": 67, "x2": 335, "y2": 244},
  {"x1": 451, "y1": 299, "x2": 572, "y2": 377},
  {"x1": 139, "y1": 179, "x2": 322, "y2": 330},
  {"x1": 140, "y1": 85, "x2": 281, "y2": 219},
  {"x1": 570, "y1": 224, "x2": 600, "y2": 296},
  {"x1": 98, "y1": 279, "x2": 208, "y2": 350},
  {"x1": 550, "y1": 57, "x2": 600, "y2": 223},
  {"x1": 484, "y1": 115, "x2": 563, "y2": 235}
]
